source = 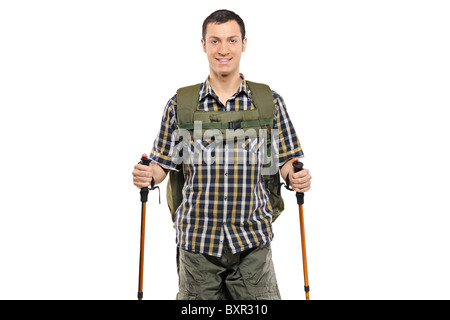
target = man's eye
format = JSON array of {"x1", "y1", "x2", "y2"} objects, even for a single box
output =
[
  {"x1": 230, "y1": 39, "x2": 236, "y2": 43},
  {"x1": 211, "y1": 40, "x2": 218, "y2": 44}
]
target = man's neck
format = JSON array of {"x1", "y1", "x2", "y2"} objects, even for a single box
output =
[{"x1": 208, "y1": 71, "x2": 242, "y2": 101}]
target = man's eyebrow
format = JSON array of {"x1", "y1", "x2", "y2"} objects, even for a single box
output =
[{"x1": 208, "y1": 35, "x2": 240, "y2": 40}]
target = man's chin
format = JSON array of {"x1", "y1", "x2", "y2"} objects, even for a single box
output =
[{"x1": 211, "y1": 67, "x2": 238, "y2": 78}]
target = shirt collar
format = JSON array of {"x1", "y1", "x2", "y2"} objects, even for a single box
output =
[{"x1": 199, "y1": 73, "x2": 250, "y2": 102}]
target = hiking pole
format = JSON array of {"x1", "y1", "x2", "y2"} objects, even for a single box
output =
[
  {"x1": 137, "y1": 154, "x2": 159, "y2": 300},
  {"x1": 293, "y1": 161, "x2": 310, "y2": 300}
]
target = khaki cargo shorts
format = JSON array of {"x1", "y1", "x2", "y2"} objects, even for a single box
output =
[{"x1": 176, "y1": 243, "x2": 281, "y2": 300}]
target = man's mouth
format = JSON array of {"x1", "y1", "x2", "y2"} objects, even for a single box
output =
[{"x1": 216, "y1": 58, "x2": 232, "y2": 64}]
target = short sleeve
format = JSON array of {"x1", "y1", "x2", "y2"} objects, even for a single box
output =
[
  {"x1": 149, "y1": 94, "x2": 182, "y2": 170},
  {"x1": 271, "y1": 91, "x2": 304, "y2": 167}
]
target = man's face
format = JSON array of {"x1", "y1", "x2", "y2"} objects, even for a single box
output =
[{"x1": 201, "y1": 20, "x2": 247, "y2": 78}]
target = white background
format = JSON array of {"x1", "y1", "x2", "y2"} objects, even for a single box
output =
[{"x1": 1, "y1": 0, "x2": 449, "y2": 300}]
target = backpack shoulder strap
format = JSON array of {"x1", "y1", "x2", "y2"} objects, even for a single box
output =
[
  {"x1": 246, "y1": 81, "x2": 274, "y2": 121},
  {"x1": 176, "y1": 83, "x2": 202, "y2": 126},
  {"x1": 246, "y1": 81, "x2": 276, "y2": 182}
]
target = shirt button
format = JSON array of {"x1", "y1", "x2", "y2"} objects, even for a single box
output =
[
  {"x1": 224, "y1": 196, "x2": 227, "y2": 201},
  {"x1": 225, "y1": 172, "x2": 228, "y2": 176}
]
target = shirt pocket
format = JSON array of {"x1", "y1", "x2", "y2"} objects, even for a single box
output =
[
  {"x1": 190, "y1": 138, "x2": 218, "y2": 165},
  {"x1": 240, "y1": 136, "x2": 265, "y2": 165},
  {"x1": 192, "y1": 138, "x2": 216, "y2": 151}
]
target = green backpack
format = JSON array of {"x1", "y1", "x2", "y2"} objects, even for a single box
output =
[{"x1": 166, "y1": 80, "x2": 285, "y2": 222}]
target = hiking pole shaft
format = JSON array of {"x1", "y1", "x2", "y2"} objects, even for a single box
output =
[
  {"x1": 138, "y1": 155, "x2": 152, "y2": 300},
  {"x1": 298, "y1": 203, "x2": 310, "y2": 300},
  {"x1": 293, "y1": 162, "x2": 310, "y2": 300},
  {"x1": 138, "y1": 201, "x2": 146, "y2": 300}
]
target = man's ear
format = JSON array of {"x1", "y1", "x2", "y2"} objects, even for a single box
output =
[
  {"x1": 201, "y1": 38, "x2": 207, "y2": 53},
  {"x1": 242, "y1": 37, "x2": 247, "y2": 52}
]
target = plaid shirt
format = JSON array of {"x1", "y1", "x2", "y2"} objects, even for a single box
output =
[{"x1": 150, "y1": 75, "x2": 303, "y2": 257}]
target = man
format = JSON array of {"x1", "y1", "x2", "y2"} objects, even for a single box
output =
[{"x1": 132, "y1": 9, "x2": 312, "y2": 300}]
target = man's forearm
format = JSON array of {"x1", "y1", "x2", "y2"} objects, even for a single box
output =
[
  {"x1": 280, "y1": 157, "x2": 297, "y2": 181},
  {"x1": 151, "y1": 162, "x2": 169, "y2": 185}
]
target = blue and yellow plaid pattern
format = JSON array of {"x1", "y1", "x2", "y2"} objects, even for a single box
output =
[{"x1": 150, "y1": 75, "x2": 303, "y2": 257}]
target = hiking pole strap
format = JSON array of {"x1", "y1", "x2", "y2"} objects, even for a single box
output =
[{"x1": 293, "y1": 162, "x2": 305, "y2": 205}]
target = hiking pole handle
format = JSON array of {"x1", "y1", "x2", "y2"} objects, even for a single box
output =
[
  {"x1": 293, "y1": 162, "x2": 304, "y2": 205},
  {"x1": 140, "y1": 155, "x2": 151, "y2": 166},
  {"x1": 139, "y1": 155, "x2": 155, "y2": 203}
]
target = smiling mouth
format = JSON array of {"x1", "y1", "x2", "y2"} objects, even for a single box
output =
[{"x1": 216, "y1": 58, "x2": 232, "y2": 64}]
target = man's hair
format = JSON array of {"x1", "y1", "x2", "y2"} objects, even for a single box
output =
[{"x1": 202, "y1": 9, "x2": 246, "y2": 42}]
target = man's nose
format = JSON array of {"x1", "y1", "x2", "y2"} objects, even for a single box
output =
[{"x1": 218, "y1": 43, "x2": 229, "y2": 55}]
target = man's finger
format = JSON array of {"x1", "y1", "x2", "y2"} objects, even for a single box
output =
[
  {"x1": 135, "y1": 163, "x2": 152, "y2": 171},
  {"x1": 292, "y1": 168, "x2": 309, "y2": 179},
  {"x1": 292, "y1": 181, "x2": 311, "y2": 189}
]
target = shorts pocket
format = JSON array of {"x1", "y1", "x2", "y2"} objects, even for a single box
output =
[
  {"x1": 178, "y1": 249, "x2": 208, "y2": 284},
  {"x1": 240, "y1": 245, "x2": 272, "y2": 286},
  {"x1": 176, "y1": 288, "x2": 197, "y2": 300},
  {"x1": 256, "y1": 289, "x2": 281, "y2": 300}
]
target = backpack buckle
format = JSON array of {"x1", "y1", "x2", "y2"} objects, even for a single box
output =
[{"x1": 228, "y1": 121, "x2": 242, "y2": 129}]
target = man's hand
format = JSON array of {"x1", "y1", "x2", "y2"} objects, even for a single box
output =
[
  {"x1": 282, "y1": 158, "x2": 312, "y2": 193},
  {"x1": 132, "y1": 154, "x2": 153, "y2": 189}
]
